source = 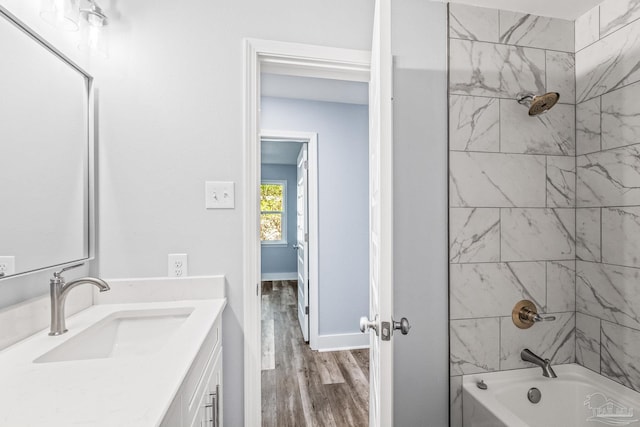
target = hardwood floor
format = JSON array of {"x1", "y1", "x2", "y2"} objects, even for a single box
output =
[{"x1": 261, "y1": 280, "x2": 369, "y2": 427}]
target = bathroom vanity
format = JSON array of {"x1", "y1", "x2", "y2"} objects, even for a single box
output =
[{"x1": 0, "y1": 276, "x2": 226, "y2": 427}]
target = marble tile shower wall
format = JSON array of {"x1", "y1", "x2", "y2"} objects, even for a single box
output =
[
  {"x1": 575, "y1": 0, "x2": 640, "y2": 395},
  {"x1": 448, "y1": 4, "x2": 576, "y2": 426}
]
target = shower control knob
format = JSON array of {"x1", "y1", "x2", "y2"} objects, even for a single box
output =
[{"x1": 393, "y1": 317, "x2": 411, "y2": 335}]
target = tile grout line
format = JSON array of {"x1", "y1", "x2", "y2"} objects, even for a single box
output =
[
  {"x1": 452, "y1": 142, "x2": 640, "y2": 156},
  {"x1": 499, "y1": 209, "x2": 502, "y2": 262},
  {"x1": 545, "y1": 261, "x2": 548, "y2": 312},
  {"x1": 498, "y1": 316, "x2": 502, "y2": 371},
  {"x1": 599, "y1": 95, "x2": 603, "y2": 152},
  {"x1": 599, "y1": 317, "x2": 603, "y2": 374},
  {"x1": 574, "y1": 44, "x2": 578, "y2": 357},
  {"x1": 449, "y1": 36, "x2": 575, "y2": 55},
  {"x1": 545, "y1": 156, "x2": 549, "y2": 208},
  {"x1": 600, "y1": 208, "x2": 603, "y2": 263},
  {"x1": 498, "y1": 98, "x2": 502, "y2": 153},
  {"x1": 450, "y1": 149, "x2": 576, "y2": 157},
  {"x1": 451, "y1": 92, "x2": 575, "y2": 105},
  {"x1": 450, "y1": 311, "x2": 576, "y2": 322}
]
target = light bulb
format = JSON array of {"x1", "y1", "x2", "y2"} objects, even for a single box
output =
[{"x1": 40, "y1": 0, "x2": 80, "y2": 31}]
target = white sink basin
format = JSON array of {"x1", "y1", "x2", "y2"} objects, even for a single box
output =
[{"x1": 34, "y1": 307, "x2": 194, "y2": 363}]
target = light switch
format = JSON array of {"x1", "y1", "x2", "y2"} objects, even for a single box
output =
[{"x1": 205, "y1": 181, "x2": 235, "y2": 209}]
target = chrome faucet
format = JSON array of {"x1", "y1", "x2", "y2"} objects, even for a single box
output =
[
  {"x1": 49, "y1": 264, "x2": 110, "y2": 336},
  {"x1": 521, "y1": 348, "x2": 557, "y2": 378}
]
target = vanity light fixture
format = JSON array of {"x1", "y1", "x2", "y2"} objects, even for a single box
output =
[
  {"x1": 40, "y1": 0, "x2": 80, "y2": 31},
  {"x1": 80, "y1": 0, "x2": 107, "y2": 27},
  {"x1": 40, "y1": 0, "x2": 108, "y2": 31},
  {"x1": 78, "y1": 0, "x2": 109, "y2": 57}
]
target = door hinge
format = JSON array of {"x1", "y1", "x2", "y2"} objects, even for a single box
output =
[
  {"x1": 305, "y1": 306, "x2": 309, "y2": 315},
  {"x1": 304, "y1": 160, "x2": 308, "y2": 169},
  {"x1": 305, "y1": 233, "x2": 309, "y2": 242},
  {"x1": 256, "y1": 283, "x2": 259, "y2": 296}
]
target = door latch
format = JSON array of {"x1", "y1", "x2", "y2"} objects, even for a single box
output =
[
  {"x1": 361, "y1": 316, "x2": 411, "y2": 340},
  {"x1": 381, "y1": 321, "x2": 391, "y2": 341}
]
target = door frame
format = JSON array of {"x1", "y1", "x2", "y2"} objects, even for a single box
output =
[
  {"x1": 243, "y1": 38, "x2": 370, "y2": 425},
  {"x1": 260, "y1": 130, "x2": 319, "y2": 349}
]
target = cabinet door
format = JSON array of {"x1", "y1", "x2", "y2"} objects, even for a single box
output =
[
  {"x1": 207, "y1": 348, "x2": 223, "y2": 427},
  {"x1": 188, "y1": 396, "x2": 206, "y2": 427}
]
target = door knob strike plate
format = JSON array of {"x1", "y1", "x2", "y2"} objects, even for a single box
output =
[{"x1": 381, "y1": 321, "x2": 391, "y2": 341}]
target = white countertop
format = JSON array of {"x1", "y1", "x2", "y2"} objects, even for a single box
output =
[{"x1": 0, "y1": 298, "x2": 226, "y2": 427}]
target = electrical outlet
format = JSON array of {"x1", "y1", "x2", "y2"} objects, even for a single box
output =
[
  {"x1": 205, "y1": 181, "x2": 235, "y2": 209},
  {"x1": 0, "y1": 256, "x2": 15, "y2": 277},
  {"x1": 168, "y1": 253, "x2": 188, "y2": 277}
]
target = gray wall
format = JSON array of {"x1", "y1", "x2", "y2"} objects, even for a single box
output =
[
  {"x1": 94, "y1": 4, "x2": 373, "y2": 425},
  {"x1": 260, "y1": 163, "x2": 297, "y2": 277},
  {"x1": 447, "y1": 4, "x2": 577, "y2": 426},
  {"x1": 575, "y1": 0, "x2": 640, "y2": 392},
  {"x1": 261, "y1": 96, "x2": 369, "y2": 336},
  {"x1": 391, "y1": 1, "x2": 449, "y2": 425}
]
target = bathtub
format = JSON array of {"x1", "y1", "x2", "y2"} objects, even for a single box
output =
[{"x1": 463, "y1": 364, "x2": 640, "y2": 427}]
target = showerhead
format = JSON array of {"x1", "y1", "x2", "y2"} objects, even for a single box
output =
[{"x1": 516, "y1": 92, "x2": 560, "y2": 116}]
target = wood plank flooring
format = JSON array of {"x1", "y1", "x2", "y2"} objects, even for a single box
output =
[{"x1": 261, "y1": 280, "x2": 369, "y2": 427}]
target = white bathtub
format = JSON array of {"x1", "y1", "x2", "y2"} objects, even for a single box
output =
[{"x1": 463, "y1": 364, "x2": 640, "y2": 427}]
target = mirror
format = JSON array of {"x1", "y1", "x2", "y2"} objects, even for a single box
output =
[{"x1": 0, "y1": 8, "x2": 93, "y2": 278}]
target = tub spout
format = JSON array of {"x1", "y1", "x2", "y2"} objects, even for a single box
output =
[{"x1": 521, "y1": 348, "x2": 557, "y2": 378}]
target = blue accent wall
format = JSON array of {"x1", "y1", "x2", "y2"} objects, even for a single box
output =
[
  {"x1": 260, "y1": 164, "x2": 298, "y2": 276},
  {"x1": 261, "y1": 96, "x2": 369, "y2": 336}
]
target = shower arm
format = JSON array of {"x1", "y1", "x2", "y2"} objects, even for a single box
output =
[{"x1": 516, "y1": 93, "x2": 535, "y2": 105}]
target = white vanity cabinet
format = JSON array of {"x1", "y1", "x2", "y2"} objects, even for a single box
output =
[
  {"x1": 161, "y1": 314, "x2": 223, "y2": 427},
  {"x1": 189, "y1": 349, "x2": 223, "y2": 427},
  {"x1": 0, "y1": 277, "x2": 227, "y2": 426}
]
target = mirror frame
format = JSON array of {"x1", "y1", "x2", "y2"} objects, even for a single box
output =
[{"x1": 0, "y1": 6, "x2": 96, "y2": 280}]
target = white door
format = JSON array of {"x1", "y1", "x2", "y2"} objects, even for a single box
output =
[
  {"x1": 296, "y1": 144, "x2": 310, "y2": 342},
  {"x1": 360, "y1": 0, "x2": 394, "y2": 426}
]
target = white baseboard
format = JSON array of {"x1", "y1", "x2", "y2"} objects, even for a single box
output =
[
  {"x1": 261, "y1": 272, "x2": 297, "y2": 281},
  {"x1": 315, "y1": 332, "x2": 370, "y2": 352}
]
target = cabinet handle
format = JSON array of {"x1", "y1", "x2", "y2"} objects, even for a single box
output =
[{"x1": 207, "y1": 385, "x2": 220, "y2": 427}]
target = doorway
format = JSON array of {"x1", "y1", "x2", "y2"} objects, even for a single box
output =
[
  {"x1": 244, "y1": 1, "x2": 450, "y2": 423},
  {"x1": 259, "y1": 82, "x2": 370, "y2": 423},
  {"x1": 243, "y1": 38, "x2": 374, "y2": 425},
  {"x1": 260, "y1": 131, "x2": 316, "y2": 344}
]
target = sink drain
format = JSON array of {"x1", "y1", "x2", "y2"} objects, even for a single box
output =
[{"x1": 527, "y1": 387, "x2": 542, "y2": 404}]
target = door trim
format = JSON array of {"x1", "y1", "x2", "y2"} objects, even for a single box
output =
[
  {"x1": 243, "y1": 38, "x2": 370, "y2": 426},
  {"x1": 261, "y1": 129, "x2": 319, "y2": 349}
]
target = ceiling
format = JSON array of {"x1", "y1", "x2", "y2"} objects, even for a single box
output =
[
  {"x1": 261, "y1": 140, "x2": 303, "y2": 166},
  {"x1": 261, "y1": 73, "x2": 368, "y2": 106},
  {"x1": 445, "y1": 0, "x2": 603, "y2": 20}
]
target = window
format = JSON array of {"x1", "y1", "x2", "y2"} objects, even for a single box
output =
[{"x1": 260, "y1": 180, "x2": 287, "y2": 244}]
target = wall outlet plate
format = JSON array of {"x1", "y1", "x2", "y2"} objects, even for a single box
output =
[
  {"x1": 168, "y1": 253, "x2": 188, "y2": 277},
  {"x1": 0, "y1": 256, "x2": 15, "y2": 277},
  {"x1": 205, "y1": 181, "x2": 235, "y2": 209}
]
